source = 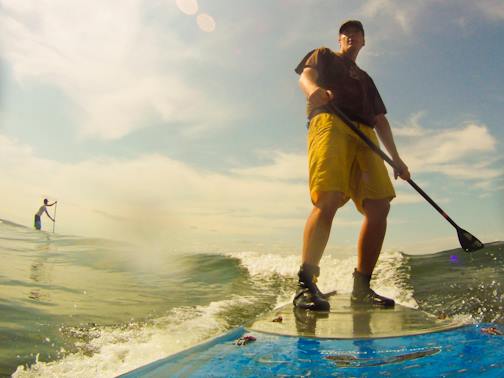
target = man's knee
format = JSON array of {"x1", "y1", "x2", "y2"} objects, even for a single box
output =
[
  {"x1": 313, "y1": 191, "x2": 345, "y2": 220},
  {"x1": 363, "y1": 198, "x2": 390, "y2": 220}
]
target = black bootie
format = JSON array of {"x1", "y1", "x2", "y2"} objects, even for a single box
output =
[
  {"x1": 293, "y1": 264, "x2": 330, "y2": 311},
  {"x1": 351, "y1": 269, "x2": 395, "y2": 307}
]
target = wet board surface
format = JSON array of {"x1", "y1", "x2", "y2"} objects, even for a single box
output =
[
  {"x1": 248, "y1": 293, "x2": 465, "y2": 338},
  {"x1": 119, "y1": 296, "x2": 504, "y2": 377}
]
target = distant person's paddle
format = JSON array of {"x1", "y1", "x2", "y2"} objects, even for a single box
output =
[
  {"x1": 52, "y1": 201, "x2": 57, "y2": 233},
  {"x1": 326, "y1": 103, "x2": 484, "y2": 253}
]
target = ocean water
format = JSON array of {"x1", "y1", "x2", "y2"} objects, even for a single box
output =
[{"x1": 0, "y1": 218, "x2": 502, "y2": 377}]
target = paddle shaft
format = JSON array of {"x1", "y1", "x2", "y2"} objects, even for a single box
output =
[
  {"x1": 327, "y1": 105, "x2": 461, "y2": 231},
  {"x1": 52, "y1": 202, "x2": 57, "y2": 233}
]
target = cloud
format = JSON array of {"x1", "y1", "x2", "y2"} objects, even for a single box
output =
[
  {"x1": 0, "y1": 108, "x2": 500, "y2": 248},
  {"x1": 0, "y1": 133, "x2": 314, "y2": 245},
  {"x1": 394, "y1": 118, "x2": 502, "y2": 191},
  {"x1": 231, "y1": 151, "x2": 306, "y2": 181},
  {"x1": 229, "y1": 115, "x2": 502, "y2": 207},
  {"x1": 360, "y1": 0, "x2": 504, "y2": 43},
  {"x1": 2, "y1": 127, "x2": 429, "y2": 248},
  {"x1": 374, "y1": 111, "x2": 502, "y2": 244},
  {"x1": 394, "y1": 112, "x2": 427, "y2": 137},
  {"x1": 360, "y1": 0, "x2": 449, "y2": 39},
  {"x1": 0, "y1": 0, "x2": 235, "y2": 140},
  {"x1": 362, "y1": 0, "x2": 415, "y2": 34},
  {"x1": 419, "y1": 124, "x2": 495, "y2": 165},
  {"x1": 230, "y1": 117, "x2": 501, "y2": 190},
  {"x1": 474, "y1": 0, "x2": 504, "y2": 21},
  {"x1": 398, "y1": 123, "x2": 496, "y2": 167}
]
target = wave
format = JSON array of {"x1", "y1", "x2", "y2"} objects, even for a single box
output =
[
  {"x1": 405, "y1": 241, "x2": 504, "y2": 324},
  {"x1": 13, "y1": 296, "x2": 253, "y2": 378},
  {"x1": 7, "y1": 234, "x2": 503, "y2": 377},
  {"x1": 228, "y1": 249, "x2": 418, "y2": 308},
  {"x1": 12, "y1": 249, "x2": 416, "y2": 377}
]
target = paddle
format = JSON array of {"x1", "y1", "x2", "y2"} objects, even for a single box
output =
[
  {"x1": 52, "y1": 202, "x2": 57, "y2": 233},
  {"x1": 325, "y1": 103, "x2": 484, "y2": 253}
]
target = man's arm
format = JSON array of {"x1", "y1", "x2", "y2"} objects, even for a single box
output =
[
  {"x1": 44, "y1": 209, "x2": 55, "y2": 222},
  {"x1": 374, "y1": 114, "x2": 410, "y2": 180},
  {"x1": 299, "y1": 67, "x2": 333, "y2": 108},
  {"x1": 47, "y1": 201, "x2": 57, "y2": 206}
]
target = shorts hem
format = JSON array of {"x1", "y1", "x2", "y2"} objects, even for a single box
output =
[{"x1": 355, "y1": 194, "x2": 396, "y2": 214}]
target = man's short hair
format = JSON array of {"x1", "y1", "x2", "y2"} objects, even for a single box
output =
[
  {"x1": 339, "y1": 20, "x2": 365, "y2": 36},
  {"x1": 44, "y1": 198, "x2": 48, "y2": 204}
]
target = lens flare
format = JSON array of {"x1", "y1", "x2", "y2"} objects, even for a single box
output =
[
  {"x1": 176, "y1": 0, "x2": 198, "y2": 15},
  {"x1": 197, "y1": 13, "x2": 216, "y2": 33}
]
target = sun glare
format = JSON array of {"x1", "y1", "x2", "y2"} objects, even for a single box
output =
[
  {"x1": 196, "y1": 13, "x2": 216, "y2": 33},
  {"x1": 176, "y1": 0, "x2": 198, "y2": 15}
]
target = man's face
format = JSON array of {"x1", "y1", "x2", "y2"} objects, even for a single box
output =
[{"x1": 339, "y1": 26, "x2": 365, "y2": 52}]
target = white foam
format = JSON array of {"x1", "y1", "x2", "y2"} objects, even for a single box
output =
[
  {"x1": 227, "y1": 251, "x2": 301, "y2": 277},
  {"x1": 452, "y1": 313, "x2": 476, "y2": 325},
  {"x1": 13, "y1": 296, "x2": 252, "y2": 378},
  {"x1": 371, "y1": 250, "x2": 418, "y2": 309},
  {"x1": 229, "y1": 249, "x2": 418, "y2": 308}
]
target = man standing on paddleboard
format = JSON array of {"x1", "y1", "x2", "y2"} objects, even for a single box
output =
[
  {"x1": 293, "y1": 20, "x2": 410, "y2": 311},
  {"x1": 34, "y1": 198, "x2": 57, "y2": 230}
]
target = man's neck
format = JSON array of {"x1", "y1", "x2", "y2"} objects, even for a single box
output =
[{"x1": 338, "y1": 49, "x2": 359, "y2": 63}]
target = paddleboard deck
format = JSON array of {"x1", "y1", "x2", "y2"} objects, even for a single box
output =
[
  {"x1": 248, "y1": 293, "x2": 465, "y2": 338},
  {"x1": 119, "y1": 294, "x2": 504, "y2": 377}
]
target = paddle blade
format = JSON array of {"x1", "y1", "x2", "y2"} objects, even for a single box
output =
[{"x1": 457, "y1": 227, "x2": 484, "y2": 252}]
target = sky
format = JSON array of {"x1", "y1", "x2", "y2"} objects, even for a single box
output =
[{"x1": 0, "y1": 0, "x2": 503, "y2": 254}]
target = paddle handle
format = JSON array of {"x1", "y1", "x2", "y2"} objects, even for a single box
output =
[
  {"x1": 327, "y1": 104, "x2": 461, "y2": 230},
  {"x1": 405, "y1": 179, "x2": 459, "y2": 229}
]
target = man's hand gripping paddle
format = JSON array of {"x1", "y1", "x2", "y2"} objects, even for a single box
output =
[{"x1": 326, "y1": 104, "x2": 484, "y2": 253}]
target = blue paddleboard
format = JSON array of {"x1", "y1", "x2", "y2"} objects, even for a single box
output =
[{"x1": 119, "y1": 294, "x2": 504, "y2": 377}]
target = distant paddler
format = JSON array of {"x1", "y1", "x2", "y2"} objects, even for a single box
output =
[{"x1": 34, "y1": 199, "x2": 57, "y2": 230}]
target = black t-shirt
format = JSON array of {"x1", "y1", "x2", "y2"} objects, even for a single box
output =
[{"x1": 295, "y1": 47, "x2": 387, "y2": 127}]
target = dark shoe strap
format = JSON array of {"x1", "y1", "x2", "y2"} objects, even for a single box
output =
[
  {"x1": 352, "y1": 268, "x2": 372, "y2": 295},
  {"x1": 298, "y1": 263, "x2": 321, "y2": 288},
  {"x1": 293, "y1": 287, "x2": 309, "y2": 302}
]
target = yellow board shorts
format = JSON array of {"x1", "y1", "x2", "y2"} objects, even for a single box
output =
[{"x1": 307, "y1": 113, "x2": 396, "y2": 213}]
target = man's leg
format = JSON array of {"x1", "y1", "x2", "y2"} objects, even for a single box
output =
[
  {"x1": 294, "y1": 191, "x2": 345, "y2": 311},
  {"x1": 357, "y1": 198, "x2": 390, "y2": 275},
  {"x1": 351, "y1": 198, "x2": 394, "y2": 307},
  {"x1": 302, "y1": 191, "x2": 345, "y2": 266}
]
